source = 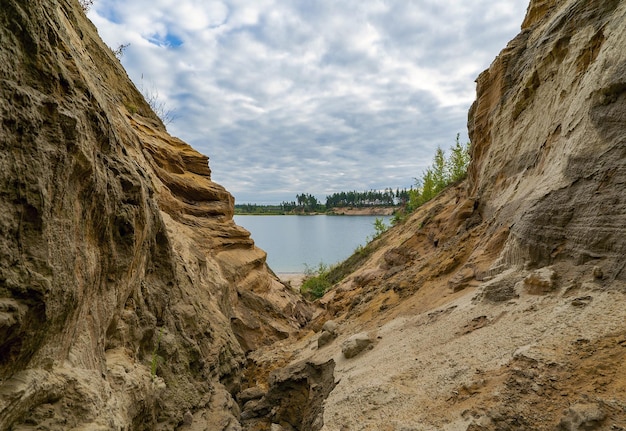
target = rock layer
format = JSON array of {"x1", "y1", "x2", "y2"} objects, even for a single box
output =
[
  {"x1": 468, "y1": 0, "x2": 626, "y2": 278},
  {"x1": 0, "y1": 0, "x2": 309, "y2": 429}
]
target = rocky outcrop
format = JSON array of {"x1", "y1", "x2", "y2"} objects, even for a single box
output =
[
  {"x1": 239, "y1": 359, "x2": 336, "y2": 431},
  {"x1": 467, "y1": 0, "x2": 626, "y2": 279},
  {"x1": 0, "y1": 0, "x2": 309, "y2": 429}
]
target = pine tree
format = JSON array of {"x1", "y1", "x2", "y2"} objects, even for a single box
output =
[
  {"x1": 447, "y1": 133, "x2": 471, "y2": 182},
  {"x1": 432, "y1": 146, "x2": 448, "y2": 192}
]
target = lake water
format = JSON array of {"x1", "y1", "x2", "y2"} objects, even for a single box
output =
[{"x1": 234, "y1": 215, "x2": 392, "y2": 273}]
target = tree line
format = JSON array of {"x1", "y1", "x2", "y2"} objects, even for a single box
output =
[
  {"x1": 235, "y1": 189, "x2": 411, "y2": 215},
  {"x1": 235, "y1": 134, "x2": 471, "y2": 216},
  {"x1": 325, "y1": 188, "x2": 411, "y2": 208}
]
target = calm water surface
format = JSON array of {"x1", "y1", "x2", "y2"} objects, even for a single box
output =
[{"x1": 234, "y1": 215, "x2": 392, "y2": 273}]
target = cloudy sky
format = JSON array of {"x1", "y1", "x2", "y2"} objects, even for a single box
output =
[{"x1": 89, "y1": 1, "x2": 529, "y2": 204}]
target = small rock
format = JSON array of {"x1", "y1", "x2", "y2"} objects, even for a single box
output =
[
  {"x1": 478, "y1": 277, "x2": 520, "y2": 303},
  {"x1": 524, "y1": 268, "x2": 557, "y2": 294},
  {"x1": 353, "y1": 270, "x2": 379, "y2": 287},
  {"x1": 182, "y1": 410, "x2": 193, "y2": 425},
  {"x1": 558, "y1": 403, "x2": 606, "y2": 430},
  {"x1": 448, "y1": 267, "x2": 475, "y2": 293},
  {"x1": 321, "y1": 320, "x2": 338, "y2": 335},
  {"x1": 240, "y1": 399, "x2": 264, "y2": 420},
  {"x1": 571, "y1": 296, "x2": 593, "y2": 307},
  {"x1": 318, "y1": 330, "x2": 335, "y2": 348},
  {"x1": 341, "y1": 332, "x2": 374, "y2": 359},
  {"x1": 592, "y1": 266, "x2": 603, "y2": 279},
  {"x1": 238, "y1": 386, "x2": 266, "y2": 404}
]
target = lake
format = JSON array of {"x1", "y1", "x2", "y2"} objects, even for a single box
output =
[{"x1": 234, "y1": 215, "x2": 392, "y2": 274}]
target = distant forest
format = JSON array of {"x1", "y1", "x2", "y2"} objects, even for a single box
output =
[
  {"x1": 236, "y1": 134, "x2": 471, "y2": 218},
  {"x1": 235, "y1": 188, "x2": 412, "y2": 215}
]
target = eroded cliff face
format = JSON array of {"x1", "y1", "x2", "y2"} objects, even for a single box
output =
[
  {"x1": 467, "y1": 0, "x2": 626, "y2": 279},
  {"x1": 0, "y1": 0, "x2": 310, "y2": 429},
  {"x1": 241, "y1": 1, "x2": 626, "y2": 430}
]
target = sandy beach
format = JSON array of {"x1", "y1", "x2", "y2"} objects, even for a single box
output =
[{"x1": 277, "y1": 273, "x2": 305, "y2": 290}]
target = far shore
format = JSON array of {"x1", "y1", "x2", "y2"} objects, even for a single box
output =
[
  {"x1": 327, "y1": 206, "x2": 395, "y2": 216},
  {"x1": 235, "y1": 206, "x2": 397, "y2": 216}
]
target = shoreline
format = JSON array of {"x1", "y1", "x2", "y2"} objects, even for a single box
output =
[{"x1": 235, "y1": 206, "x2": 398, "y2": 216}]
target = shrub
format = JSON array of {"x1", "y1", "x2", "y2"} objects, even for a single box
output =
[
  {"x1": 300, "y1": 263, "x2": 332, "y2": 299},
  {"x1": 112, "y1": 43, "x2": 130, "y2": 59},
  {"x1": 140, "y1": 79, "x2": 177, "y2": 126},
  {"x1": 79, "y1": 0, "x2": 94, "y2": 12},
  {"x1": 151, "y1": 327, "x2": 164, "y2": 377},
  {"x1": 373, "y1": 217, "x2": 388, "y2": 238}
]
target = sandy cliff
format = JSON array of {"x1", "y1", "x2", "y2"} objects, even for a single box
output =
[{"x1": 0, "y1": 0, "x2": 309, "y2": 429}]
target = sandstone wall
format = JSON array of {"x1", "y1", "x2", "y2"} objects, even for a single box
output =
[
  {"x1": 468, "y1": 0, "x2": 626, "y2": 278},
  {"x1": 0, "y1": 1, "x2": 309, "y2": 429}
]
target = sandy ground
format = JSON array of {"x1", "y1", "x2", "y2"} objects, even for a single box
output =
[
  {"x1": 253, "y1": 268, "x2": 626, "y2": 431},
  {"x1": 278, "y1": 273, "x2": 305, "y2": 290}
]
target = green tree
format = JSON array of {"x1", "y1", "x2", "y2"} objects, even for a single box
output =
[
  {"x1": 432, "y1": 146, "x2": 448, "y2": 192},
  {"x1": 373, "y1": 217, "x2": 388, "y2": 238},
  {"x1": 420, "y1": 168, "x2": 436, "y2": 204},
  {"x1": 447, "y1": 133, "x2": 471, "y2": 182},
  {"x1": 406, "y1": 134, "x2": 472, "y2": 214}
]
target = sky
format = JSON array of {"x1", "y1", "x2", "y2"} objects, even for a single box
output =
[{"x1": 88, "y1": 1, "x2": 529, "y2": 204}]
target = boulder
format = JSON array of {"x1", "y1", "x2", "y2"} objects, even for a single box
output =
[
  {"x1": 322, "y1": 320, "x2": 338, "y2": 335},
  {"x1": 558, "y1": 403, "x2": 606, "y2": 431},
  {"x1": 524, "y1": 268, "x2": 558, "y2": 294},
  {"x1": 237, "y1": 386, "x2": 266, "y2": 404},
  {"x1": 318, "y1": 331, "x2": 336, "y2": 348},
  {"x1": 341, "y1": 333, "x2": 374, "y2": 359}
]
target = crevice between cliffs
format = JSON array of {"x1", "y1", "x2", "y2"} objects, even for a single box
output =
[{"x1": 236, "y1": 359, "x2": 337, "y2": 431}]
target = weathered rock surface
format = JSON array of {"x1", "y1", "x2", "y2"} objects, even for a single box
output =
[
  {"x1": 0, "y1": 0, "x2": 310, "y2": 429},
  {"x1": 341, "y1": 332, "x2": 374, "y2": 359},
  {"x1": 239, "y1": 360, "x2": 336, "y2": 431},
  {"x1": 524, "y1": 267, "x2": 558, "y2": 294},
  {"x1": 558, "y1": 403, "x2": 606, "y2": 431},
  {"x1": 468, "y1": 0, "x2": 626, "y2": 279}
]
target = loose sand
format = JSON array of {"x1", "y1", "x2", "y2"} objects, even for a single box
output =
[{"x1": 278, "y1": 273, "x2": 305, "y2": 290}]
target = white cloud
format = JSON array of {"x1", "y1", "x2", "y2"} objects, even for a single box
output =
[{"x1": 89, "y1": 0, "x2": 529, "y2": 203}]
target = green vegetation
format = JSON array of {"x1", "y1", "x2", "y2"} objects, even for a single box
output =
[
  {"x1": 234, "y1": 203, "x2": 287, "y2": 215},
  {"x1": 372, "y1": 217, "x2": 389, "y2": 239},
  {"x1": 235, "y1": 189, "x2": 412, "y2": 215},
  {"x1": 300, "y1": 262, "x2": 332, "y2": 299},
  {"x1": 151, "y1": 327, "x2": 164, "y2": 377},
  {"x1": 407, "y1": 134, "x2": 471, "y2": 212},
  {"x1": 325, "y1": 188, "x2": 411, "y2": 209}
]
